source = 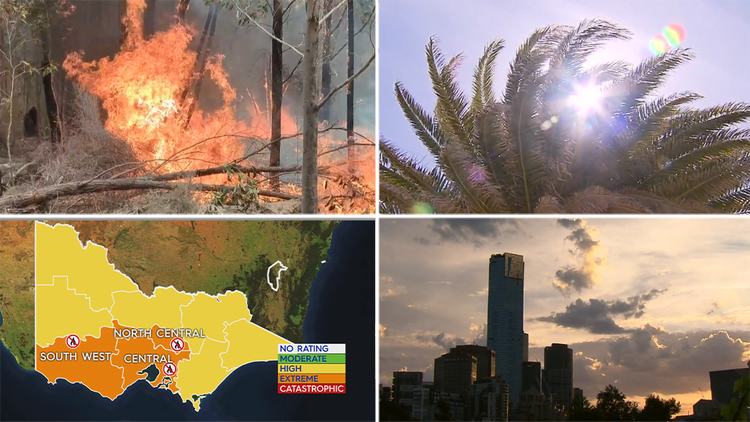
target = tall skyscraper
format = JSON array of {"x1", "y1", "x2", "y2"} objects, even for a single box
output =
[
  {"x1": 451, "y1": 345, "x2": 495, "y2": 382},
  {"x1": 434, "y1": 349, "x2": 477, "y2": 398},
  {"x1": 543, "y1": 343, "x2": 574, "y2": 412},
  {"x1": 487, "y1": 252, "x2": 525, "y2": 408}
]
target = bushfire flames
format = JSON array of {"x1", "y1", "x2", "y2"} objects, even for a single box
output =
[{"x1": 62, "y1": 0, "x2": 374, "y2": 213}]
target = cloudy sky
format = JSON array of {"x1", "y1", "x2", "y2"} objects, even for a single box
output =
[
  {"x1": 379, "y1": 218, "x2": 750, "y2": 414},
  {"x1": 379, "y1": 0, "x2": 750, "y2": 164}
]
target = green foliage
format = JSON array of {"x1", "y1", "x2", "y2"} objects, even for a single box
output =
[
  {"x1": 206, "y1": 0, "x2": 271, "y2": 26},
  {"x1": 596, "y1": 385, "x2": 640, "y2": 421},
  {"x1": 637, "y1": 394, "x2": 681, "y2": 421},
  {"x1": 380, "y1": 19, "x2": 750, "y2": 214},
  {"x1": 209, "y1": 165, "x2": 259, "y2": 211},
  {"x1": 721, "y1": 374, "x2": 750, "y2": 421}
]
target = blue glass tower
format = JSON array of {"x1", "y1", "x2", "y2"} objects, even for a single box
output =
[{"x1": 487, "y1": 253, "x2": 524, "y2": 409}]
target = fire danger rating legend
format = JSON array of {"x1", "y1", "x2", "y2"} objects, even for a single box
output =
[{"x1": 277, "y1": 344, "x2": 346, "y2": 394}]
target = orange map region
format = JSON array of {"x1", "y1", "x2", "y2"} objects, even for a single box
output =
[
  {"x1": 111, "y1": 320, "x2": 191, "y2": 394},
  {"x1": 36, "y1": 326, "x2": 124, "y2": 399},
  {"x1": 36, "y1": 320, "x2": 191, "y2": 400}
]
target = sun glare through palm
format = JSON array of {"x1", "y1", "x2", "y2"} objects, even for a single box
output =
[{"x1": 569, "y1": 83, "x2": 603, "y2": 114}]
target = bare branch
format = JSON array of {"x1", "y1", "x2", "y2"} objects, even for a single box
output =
[
  {"x1": 231, "y1": 0, "x2": 304, "y2": 57},
  {"x1": 314, "y1": 52, "x2": 375, "y2": 112},
  {"x1": 321, "y1": 0, "x2": 347, "y2": 23}
]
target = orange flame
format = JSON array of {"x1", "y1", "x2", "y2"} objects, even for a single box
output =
[{"x1": 62, "y1": 0, "x2": 374, "y2": 213}]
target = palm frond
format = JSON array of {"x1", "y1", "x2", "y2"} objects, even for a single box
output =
[
  {"x1": 471, "y1": 39, "x2": 505, "y2": 119},
  {"x1": 425, "y1": 38, "x2": 474, "y2": 152},
  {"x1": 394, "y1": 82, "x2": 445, "y2": 158},
  {"x1": 438, "y1": 142, "x2": 509, "y2": 213},
  {"x1": 606, "y1": 48, "x2": 694, "y2": 117},
  {"x1": 711, "y1": 186, "x2": 750, "y2": 213}
]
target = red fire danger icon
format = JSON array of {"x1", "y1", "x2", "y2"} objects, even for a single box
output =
[
  {"x1": 170, "y1": 337, "x2": 185, "y2": 352},
  {"x1": 162, "y1": 362, "x2": 177, "y2": 376},
  {"x1": 66, "y1": 334, "x2": 80, "y2": 349}
]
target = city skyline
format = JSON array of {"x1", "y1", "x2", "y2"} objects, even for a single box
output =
[{"x1": 380, "y1": 218, "x2": 750, "y2": 414}]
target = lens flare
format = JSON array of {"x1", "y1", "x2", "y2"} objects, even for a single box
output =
[
  {"x1": 411, "y1": 202, "x2": 434, "y2": 214},
  {"x1": 650, "y1": 23, "x2": 686, "y2": 55},
  {"x1": 663, "y1": 23, "x2": 686, "y2": 47},
  {"x1": 649, "y1": 34, "x2": 669, "y2": 55}
]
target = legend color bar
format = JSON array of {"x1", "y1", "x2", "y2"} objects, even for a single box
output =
[{"x1": 277, "y1": 344, "x2": 345, "y2": 394}]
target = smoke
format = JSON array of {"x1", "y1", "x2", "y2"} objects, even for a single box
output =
[{"x1": 553, "y1": 219, "x2": 607, "y2": 296}]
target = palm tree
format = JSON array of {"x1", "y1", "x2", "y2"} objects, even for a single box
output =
[{"x1": 380, "y1": 19, "x2": 750, "y2": 213}]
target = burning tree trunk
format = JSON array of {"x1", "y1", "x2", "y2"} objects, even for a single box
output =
[
  {"x1": 269, "y1": 0, "x2": 283, "y2": 190},
  {"x1": 182, "y1": 4, "x2": 219, "y2": 130},
  {"x1": 319, "y1": 0, "x2": 333, "y2": 124},
  {"x1": 176, "y1": 0, "x2": 190, "y2": 23},
  {"x1": 301, "y1": 0, "x2": 321, "y2": 214}
]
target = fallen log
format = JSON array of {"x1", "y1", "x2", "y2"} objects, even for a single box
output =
[
  {"x1": 149, "y1": 164, "x2": 303, "y2": 182},
  {"x1": 0, "y1": 179, "x2": 297, "y2": 210}
]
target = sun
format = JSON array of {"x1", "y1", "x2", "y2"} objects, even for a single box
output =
[{"x1": 569, "y1": 83, "x2": 603, "y2": 114}]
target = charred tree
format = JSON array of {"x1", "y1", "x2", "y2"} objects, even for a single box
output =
[
  {"x1": 301, "y1": 0, "x2": 321, "y2": 213},
  {"x1": 319, "y1": 0, "x2": 333, "y2": 124},
  {"x1": 182, "y1": 4, "x2": 219, "y2": 130},
  {"x1": 144, "y1": 0, "x2": 157, "y2": 38},
  {"x1": 39, "y1": 18, "x2": 59, "y2": 143},
  {"x1": 269, "y1": 0, "x2": 283, "y2": 190},
  {"x1": 346, "y1": 0, "x2": 354, "y2": 164},
  {"x1": 179, "y1": 4, "x2": 215, "y2": 107},
  {"x1": 176, "y1": 0, "x2": 190, "y2": 23}
]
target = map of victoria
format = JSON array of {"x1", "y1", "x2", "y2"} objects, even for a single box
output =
[{"x1": 0, "y1": 220, "x2": 375, "y2": 421}]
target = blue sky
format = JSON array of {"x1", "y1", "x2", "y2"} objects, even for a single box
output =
[{"x1": 379, "y1": 0, "x2": 750, "y2": 165}]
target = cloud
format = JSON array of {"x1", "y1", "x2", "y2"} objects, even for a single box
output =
[
  {"x1": 535, "y1": 289, "x2": 666, "y2": 334},
  {"x1": 380, "y1": 324, "x2": 388, "y2": 337},
  {"x1": 428, "y1": 219, "x2": 517, "y2": 246},
  {"x1": 413, "y1": 237, "x2": 431, "y2": 245},
  {"x1": 470, "y1": 323, "x2": 487, "y2": 346},
  {"x1": 380, "y1": 275, "x2": 407, "y2": 298},
  {"x1": 541, "y1": 327, "x2": 750, "y2": 402},
  {"x1": 416, "y1": 331, "x2": 468, "y2": 351},
  {"x1": 468, "y1": 287, "x2": 488, "y2": 297},
  {"x1": 553, "y1": 219, "x2": 607, "y2": 296}
]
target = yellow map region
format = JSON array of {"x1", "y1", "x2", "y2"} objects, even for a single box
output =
[{"x1": 35, "y1": 222, "x2": 293, "y2": 411}]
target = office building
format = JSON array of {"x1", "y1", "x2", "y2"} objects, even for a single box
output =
[
  {"x1": 516, "y1": 388, "x2": 565, "y2": 421},
  {"x1": 469, "y1": 376, "x2": 510, "y2": 421},
  {"x1": 380, "y1": 384, "x2": 392, "y2": 402},
  {"x1": 392, "y1": 370, "x2": 423, "y2": 413},
  {"x1": 523, "y1": 332, "x2": 529, "y2": 362},
  {"x1": 574, "y1": 387, "x2": 583, "y2": 402},
  {"x1": 487, "y1": 252, "x2": 525, "y2": 407},
  {"x1": 452, "y1": 344, "x2": 495, "y2": 382},
  {"x1": 411, "y1": 386, "x2": 434, "y2": 421},
  {"x1": 710, "y1": 367, "x2": 750, "y2": 406},
  {"x1": 522, "y1": 361, "x2": 542, "y2": 393},
  {"x1": 434, "y1": 349, "x2": 477, "y2": 398},
  {"x1": 543, "y1": 343, "x2": 574, "y2": 412}
]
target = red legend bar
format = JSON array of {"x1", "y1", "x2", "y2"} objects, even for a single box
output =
[{"x1": 277, "y1": 384, "x2": 346, "y2": 394}]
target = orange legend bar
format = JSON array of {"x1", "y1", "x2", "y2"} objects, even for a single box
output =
[{"x1": 278, "y1": 373, "x2": 346, "y2": 384}]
